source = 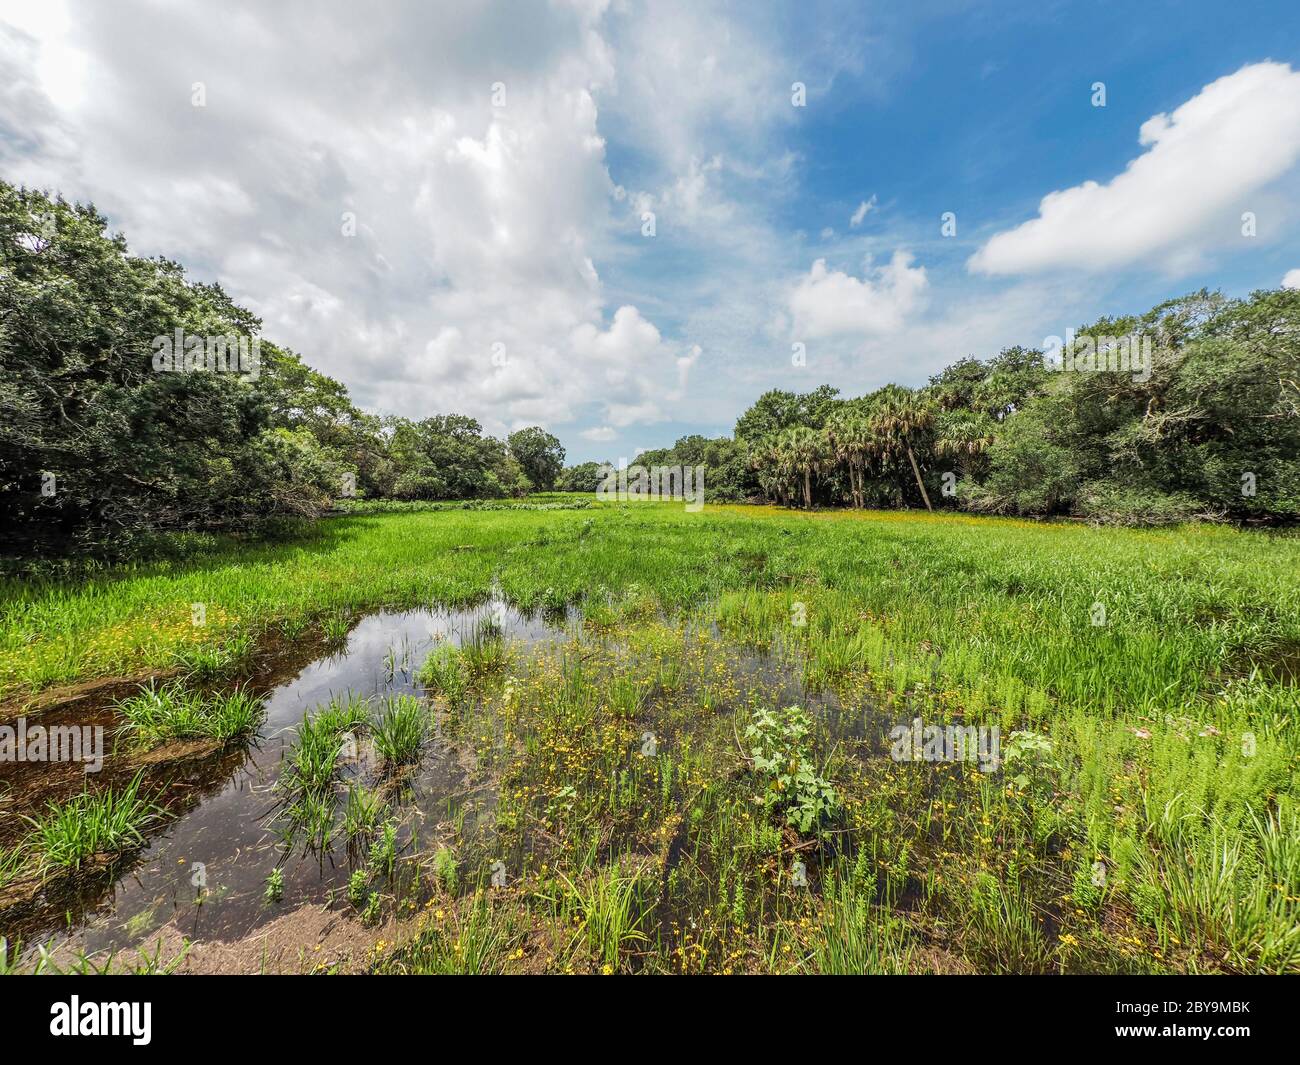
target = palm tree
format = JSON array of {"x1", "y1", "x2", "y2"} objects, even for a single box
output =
[
  {"x1": 747, "y1": 440, "x2": 785, "y2": 506},
  {"x1": 935, "y1": 411, "x2": 996, "y2": 473},
  {"x1": 779, "y1": 425, "x2": 824, "y2": 509},
  {"x1": 870, "y1": 387, "x2": 935, "y2": 511},
  {"x1": 825, "y1": 410, "x2": 871, "y2": 508}
]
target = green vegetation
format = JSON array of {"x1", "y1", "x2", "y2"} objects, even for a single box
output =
[
  {"x1": 0, "y1": 180, "x2": 563, "y2": 560},
  {"x1": 644, "y1": 292, "x2": 1299, "y2": 523},
  {"x1": 264, "y1": 867, "x2": 284, "y2": 904},
  {"x1": 116, "y1": 681, "x2": 264, "y2": 744},
  {"x1": 743, "y1": 705, "x2": 840, "y2": 834},
  {"x1": 7, "y1": 178, "x2": 1294, "y2": 572},
  {"x1": 2, "y1": 502, "x2": 1296, "y2": 974},
  {"x1": 23, "y1": 771, "x2": 156, "y2": 870},
  {"x1": 371, "y1": 694, "x2": 428, "y2": 766}
]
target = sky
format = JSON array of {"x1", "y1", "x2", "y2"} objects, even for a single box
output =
[{"x1": 3, "y1": 0, "x2": 1300, "y2": 463}]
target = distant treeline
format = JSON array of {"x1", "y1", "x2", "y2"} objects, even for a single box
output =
[
  {"x1": 590, "y1": 290, "x2": 1300, "y2": 525},
  {"x1": 4, "y1": 179, "x2": 1296, "y2": 562}
]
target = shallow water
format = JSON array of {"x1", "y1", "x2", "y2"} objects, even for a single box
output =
[{"x1": 2, "y1": 599, "x2": 572, "y2": 957}]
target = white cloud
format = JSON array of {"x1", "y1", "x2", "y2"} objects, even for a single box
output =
[
  {"x1": 789, "y1": 251, "x2": 928, "y2": 339},
  {"x1": 0, "y1": 0, "x2": 705, "y2": 442},
  {"x1": 969, "y1": 62, "x2": 1300, "y2": 276},
  {"x1": 849, "y1": 195, "x2": 876, "y2": 227},
  {"x1": 1283, "y1": 269, "x2": 1300, "y2": 290},
  {"x1": 580, "y1": 426, "x2": 617, "y2": 441}
]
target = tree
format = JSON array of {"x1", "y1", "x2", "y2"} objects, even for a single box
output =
[
  {"x1": 870, "y1": 386, "x2": 935, "y2": 511},
  {"x1": 779, "y1": 425, "x2": 825, "y2": 509},
  {"x1": 556, "y1": 461, "x2": 608, "y2": 493},
  {"x1": 0, "y1": 181, "x2": 312, "y2": 554},
  {"x1": 824, "y1": 409, "x2": 871, "y2": 508},
  {"x1": 934, "y1": 410, "x2": 996, "y2": 479},
  {"x1": 507, "y1": 426, "x2": 565, "y2": 491}
]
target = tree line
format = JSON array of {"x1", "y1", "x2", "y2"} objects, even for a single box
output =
[
  {"x1": 0, "y1": 182, "x2": 564, "y2": 557},
  {"x1": 615, "y1": 292, "x2": 1299, "y2": 524},
  {"x1": 4, "y1": 179, "x2": 1296, "y2": 563}
]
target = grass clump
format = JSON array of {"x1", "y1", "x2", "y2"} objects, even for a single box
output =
[
  {"x1": 371, "y1": 694, "x2": 428, "y2": 766},
  {"x1": 342, "y1": 784, "x2": 384, "y2": 843},
  {"x1": 117, "y1": 681, "x2": 263, "y2": 744},
  {"x1": 170, "y1": 632, "x2": 254, "y2": 680},
  {"x1": 418, "y1": 644, "x2": 467, "y2": 705},
  {"x1": 24, "y1": 771, "x2": 156, "y2": 869},
  {"x1": 382, "y1": 891, "x2": 520, "y2": 974}
]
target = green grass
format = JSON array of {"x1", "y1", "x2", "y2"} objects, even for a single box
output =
[
  {"x1": 553, "y1": 861, "x2": 653, "y2": 971},
  {"x1": 342, "y1": 784, "x2": 384, "y2": 843},
  {"x1": 806, "y1": 864, "x2": 915, "y2": 974},
  {"x1": 462, "y1": 619, "x2": 511, "y2": 677},
  {"x1": 23, "y1": 771, "x2": 156, "y2": 869},
  {"x1": 116, "y1": 681, "x2": 264, "y2": 744},
  {"x1": 0, "y1": 846, "x2": 25, "y2": 891},
  {"x1": 371, "y1": 694, "x2": 428, "y2": 766},
  {"x1": 383, "y1": 891, "x2": 522, "y2": 974},
  {"x1": 170, "y1": 631, "x2": 254, "y2": 680},
  {"x1": 3, "y1": 503, "x2": 1298, "y2": 973},
  {"x1": 276, "y1": 692, "x2": 376, "y2": 850},
  {"x1": 282, "y1": 692, "x2": 370, "y2": 796},
  {"x1": 418, "y1": 643, "x2": 468, "y2": 705}
]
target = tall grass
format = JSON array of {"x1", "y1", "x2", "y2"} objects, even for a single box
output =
[
  {"x1": 371, "y1": 694, "x2": 428, "y2": 766},
  {"x1": 24, "y1": 771, "x2": 156, "y2": 869},
  {"x1": 116, "y1": 681, "x2": 263, "y2": 744},
  {"x1": 386, "y1": 891, "x2": 520, "y2": 974},
  {"x1": 809, "y1": 865, "x2": 914, "y2": 974}
]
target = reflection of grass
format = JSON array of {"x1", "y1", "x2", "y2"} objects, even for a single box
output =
[
  {"x1": 117, "y1": 681, "x2": 263, "y2": 744},
  {"x1": 24, "y1": 771, "x2": 156, "y2": 869},
  {"x1": 0, "y1": 846, "x2": 26, "y2": 891}
]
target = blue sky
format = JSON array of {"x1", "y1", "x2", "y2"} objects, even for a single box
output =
[{"x1": 4, "y1": 0, "x2": 1300, "y2": 462}]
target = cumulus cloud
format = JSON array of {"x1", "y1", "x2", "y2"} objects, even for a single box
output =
[
  {"x1": 0, "y1": 0, "x2": 706, "y2": 441},
  {"x1": 1283, "y1": 269, "x2": 1300, "y2": 290},
  {"x1": 969, "y1": 62, "x2": 1300, "y2": 276},
  {"x1": 789, "y1": 251, "x2": 928, "y2": 339}
]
